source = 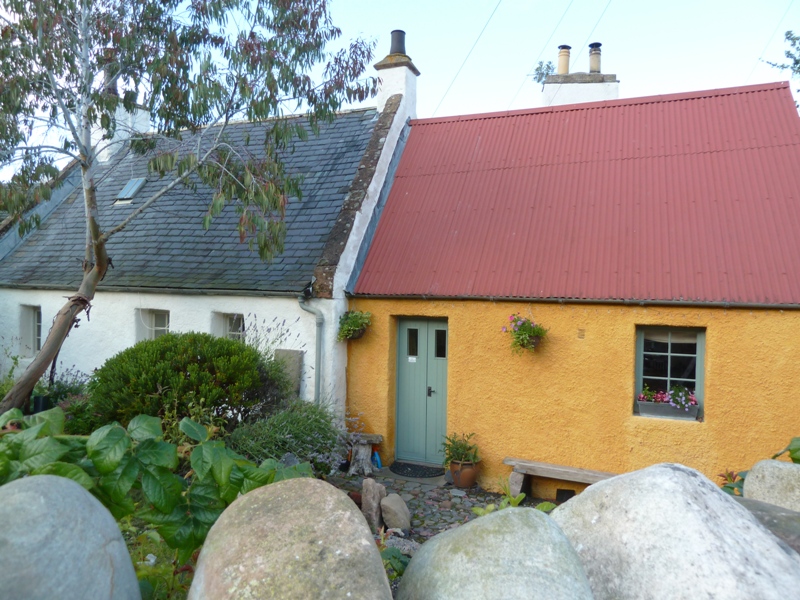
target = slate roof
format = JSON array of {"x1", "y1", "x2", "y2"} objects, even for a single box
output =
[
  {"x1": 0, "y1": 108, "x2": 377, "y2": 293},
  {"x1": 354, "y1": 82, "x2": 800, "y2": 306}
]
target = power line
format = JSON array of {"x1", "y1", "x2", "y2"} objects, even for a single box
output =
[
  {"x1": 432, "y1": 0, "x2": 503, "y2": 117},
  {"x1": 745, "y1": 0, "x2": 795, "y2": 84},
  {"x1": 507, "y1": 0, "x2": 576, "y2": 110},
  {"x1": 546, "y1": 0, "x2": 613, "y2": 107}
]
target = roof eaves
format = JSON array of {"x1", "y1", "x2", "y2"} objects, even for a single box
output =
[{"x1": 348, "y1": 292, "x2": 800, "y2": 310}]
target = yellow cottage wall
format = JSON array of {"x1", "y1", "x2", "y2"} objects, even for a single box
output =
[{"x1": 346, "y1": 299, "x2": 800, "y2": 495}]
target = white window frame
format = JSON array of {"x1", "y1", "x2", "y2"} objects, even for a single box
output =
[
  {"x1": 136, "y1": 309, "x2": 170, "y2": 341},
  {"x1": 224, "y1": 313, "x2": 245, "y2": 341},
  {"x1": 20, "y1": 305, "x2": 42, "y2": 357}
]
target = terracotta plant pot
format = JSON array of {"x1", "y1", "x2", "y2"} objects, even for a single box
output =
[{"x1": 450, "y1": 460, "x2": 479, "y2": 488}]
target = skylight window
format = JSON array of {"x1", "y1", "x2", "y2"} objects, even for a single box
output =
[{"x1": 114, "y1": 178, "x2": 147, "y2": 204}]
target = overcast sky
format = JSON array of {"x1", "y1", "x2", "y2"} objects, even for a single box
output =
[{"x1": 330, "y1": 0, "x2": 800, "y2": 118}]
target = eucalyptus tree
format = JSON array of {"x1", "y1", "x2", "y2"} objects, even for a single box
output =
[{"x1": 0, "y1": 0, "x2": 376, "y2": 413}]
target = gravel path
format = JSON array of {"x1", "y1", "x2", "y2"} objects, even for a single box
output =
[{"x1": 328, "y1": 469, "x2": 533, "y2": 544}]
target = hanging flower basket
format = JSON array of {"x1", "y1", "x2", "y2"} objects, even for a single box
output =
[
  {"x1": 502, "y1": 314, "x2": 548, "y2": 353},
  {"x1": 337, "y1": 311, "x2": 372, "y2": 341}
]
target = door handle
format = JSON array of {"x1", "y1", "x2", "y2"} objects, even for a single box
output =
[{"x1": 427, "y1": 386, "x2": 434, "y2": 397}]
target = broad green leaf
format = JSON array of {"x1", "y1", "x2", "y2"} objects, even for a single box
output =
[
  {"x1": 19, "y1": 436, "x2": 69, "y2": 470},
  {"x1": 240, "y1": 463, "x2": 275, "y2": 494},
  {"x1": 188, "y1": 482, "x2": 225, "y2": 524},
  {"x1": 99, "y1": 455, "x2": 140, "y2": 503},
  {"x1": 54, "y1": 436, "x2": 88, "y2": 464},
  {"x1": 8, "y1": 423, "x2": 45, "y2": 452},
  {"x1": 135, "y1": 439, "x2": 178, "y2": 470},
  {"x1": 4, "y1": 460, "x2": 23, "y2": 484},
  {"x1": 273, "y1": 462, "x2": 313, "y2": 482},
  {"x1": 91, "y1": 487, "x2": 136, "y2": 520},
  {"x1": 0, "y1": 454, "x2": 9, "y2": 482},
  {"x1": 188, "y1": 481, "x2": 224, "y2": 509},
  {"x1": 218, "y1": 464, "x2": 244, "y2": 504},
  {"x1": 0, "y1": 409, "x2": 24, "y2": 430},
  {"x1": 139, "y1": 502, "x2": 209, "y2": 556},
  {"x1": 24, "y1": 407, "x2": 65, "y2": 435},
  {"x1": 258, "y1": 458, "x2": 280, "y2": 471},
  {"x1": 179, "y1": 418, "x2": 207, "y2": 442},
  {"x1": 86, "y1": 424, "x2": 131, "y2": 475},
  {"x1": 210, "y1": 446, "x2": 235, "y2": 488},
  {"x1": 127, "y1": 415, "x2": 163, "y2": 442},
  {"x1": 141, "y1": 466, "x2": 185, "y2": 514},
  {"x1": 190, "y1": 443, "x2": 213, "y2": 481},
  {"x1": 32, "y1": 462, "x2": 94, "y2": 490}
]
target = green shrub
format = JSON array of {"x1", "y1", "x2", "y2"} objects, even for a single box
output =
[
  {"x1": 36, "y1": 366, "x2": 89, "y2": 404},
  {"x1": 86, "y1": 332, "x2": 290, "y2": 429},
  {"x1": 227, "y1": 400, "x2": 346, "y2": 476}
]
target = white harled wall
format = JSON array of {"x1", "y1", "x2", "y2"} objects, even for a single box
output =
[{"x1": 0, "y1": 288, "x2": 341, "y2": 407}]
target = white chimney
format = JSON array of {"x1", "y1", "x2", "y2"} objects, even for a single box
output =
[
  {"x1": 373, "y1": 30, "x2": 420, "y2": 119},
  {"x1": 542, "y1": 42, "x2": 619, "y2": 107}
]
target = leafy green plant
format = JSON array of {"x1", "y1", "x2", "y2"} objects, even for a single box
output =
[
  {"x1": 161, "y1": 395, "x2": 226, "y2": 447},
  {"x1": 34, "y1": 366, "x2": 89, "y2": 406},
  {"x1": 85, "y1": 332, "x2": 289, "y2": 430},
  {"x1": 472, "y1": 477, "x2": 526, "y2": 516},
  {"x1": 441, "y1": 432, "x2": 480, "y2": 466},
  {"x1": 773, "y1": 436, "x2": 800, "y2": 463},
  {"x1": 0, "y1": 407, "x2": 311, "y2": 564},
  {"x1": 502, "y1": 313, "x2": 548, "y2": 353},
  {"x1": 119, "y1": 516, "x2": 193, "y2": 599},
  {"x1": 718, "y1": 469, "x2": 748, "y2": 496},
  {"x1": 376, "y1": 528, "x2": 410, "y2": 582},
  {"x1": 227, "y1": 400, "x2": 347, "y2": 476},
  {"x1": 535, "y1": 501, "x2": 557, "y2": 513},
  {"x1": 0, "y1": 350, "x2": 21, "y2": 400},
  {"x1": 337, "y1": 311, "x2": 372, "y2": 341}
]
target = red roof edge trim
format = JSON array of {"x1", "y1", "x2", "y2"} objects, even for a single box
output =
[{"x1": 410, "y1": 81, "x2": 791, "y2": 126}]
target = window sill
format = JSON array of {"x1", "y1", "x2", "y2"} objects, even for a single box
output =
[{"x1": 635, "y1": 401, "x2": 700, "y2": 421}]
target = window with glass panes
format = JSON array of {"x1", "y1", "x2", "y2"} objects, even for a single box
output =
[
  {"x1": 151, "y1": 311, "x2": 170, "y2": 339},
  {"x1": 225, "y1": 314, "x2": 245, "y2": 341},
  {"x1": 635, "y1": 327, "x2": 705, "y2": 408}
]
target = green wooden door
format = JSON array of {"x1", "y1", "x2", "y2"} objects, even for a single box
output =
[{"x1": 396, "y1": 319, "x2": 448, "y2": 465}]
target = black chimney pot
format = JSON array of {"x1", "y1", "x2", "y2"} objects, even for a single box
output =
[{"x1": 390, "y1": 30, "x2": 406, "y2": 55}]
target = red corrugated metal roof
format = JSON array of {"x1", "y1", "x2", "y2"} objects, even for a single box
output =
[{"x1": 354, "y1": 82, "x2": 800, "y2": 305}]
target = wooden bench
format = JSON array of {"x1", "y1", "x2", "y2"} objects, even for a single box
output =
[{"x1": 503, "y1": 457, "x2": 616, "y2": 496}]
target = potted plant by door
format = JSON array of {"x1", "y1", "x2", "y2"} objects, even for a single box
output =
[
  {"x1": 442, "y1": 432, "x2": 480, "y2": 488},
  {"x1": 337, "y1": 310, "x2": 372, "y2": 341}
]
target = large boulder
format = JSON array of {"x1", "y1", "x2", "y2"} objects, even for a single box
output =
[
  {"x1": 551, "y1": 463, "x2": 800, "y2": 599},
  {"x1": 189, "y1": 477, "x2": 391, "y2": 600},
  {"x1": 0, "y1": 475, "x2": 140, "y2": 600},
  {"x1": 744, "y1": 459, "x2": 800, "y2": 511},
  {"x1": 736, "y1": 496, "x2": 800, "y2": 555},
  {"x1": 397, "y1": 507, "x2": 592, "y2": 600},
  {"x1": 380, "y1": 493, "x2": 411, "y2": 530}
]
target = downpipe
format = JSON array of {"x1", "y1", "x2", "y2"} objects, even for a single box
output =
[{"x1": 298, "y1": 297, "x2": 323, "y2": 405}]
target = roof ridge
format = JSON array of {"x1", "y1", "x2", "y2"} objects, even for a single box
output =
[{"x1": 411, "y1": 82, "x2": 791, "y2": 126}]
